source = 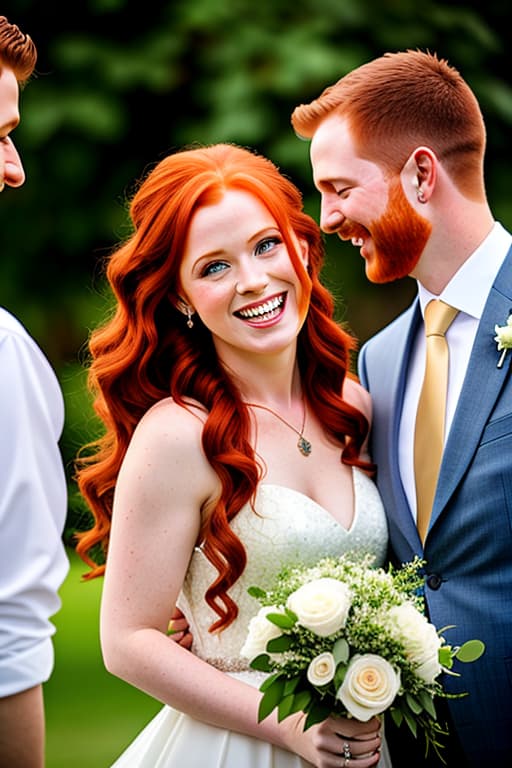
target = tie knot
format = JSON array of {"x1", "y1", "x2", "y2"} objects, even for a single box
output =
[{"x1": 424, "y1": 300, "x2": 459, "y2": 337}]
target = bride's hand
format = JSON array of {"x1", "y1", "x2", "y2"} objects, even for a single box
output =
[{"x1": 284, "y1": 712, "x2": 382, "y2": 768}]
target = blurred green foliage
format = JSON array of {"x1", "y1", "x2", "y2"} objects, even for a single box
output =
[
  {"x1": 44, "y1": 549, "x2": 160, "y2": 767},
  {"x1": 1, "y1": 0, "x2": 511, "y2": 536}
]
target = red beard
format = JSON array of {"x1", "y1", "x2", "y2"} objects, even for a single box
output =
[{"x1": 338, "y1": 179, "x2": 432, "y2": 283}]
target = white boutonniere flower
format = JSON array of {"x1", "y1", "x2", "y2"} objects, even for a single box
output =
[{"x1": 494, "y1": 313, "x2": 512, "y2": 368}]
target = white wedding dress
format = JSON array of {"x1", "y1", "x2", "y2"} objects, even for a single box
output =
[{"x1": 111, "y1": 468, "x2": 393, "y2": 767}]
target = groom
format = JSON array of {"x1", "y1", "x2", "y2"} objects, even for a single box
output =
[{"x1": 291, "y1": 50, "x2": 512, "y2": 767}]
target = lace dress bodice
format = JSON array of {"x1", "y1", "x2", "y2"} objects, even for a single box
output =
[{"x1": 177, "y1": 467, "x2": 389, "y2": 670}]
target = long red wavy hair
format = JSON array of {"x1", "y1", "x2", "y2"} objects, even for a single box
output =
[{"x1": 75, "y1": 143, "x2": 373, "y2": 631}]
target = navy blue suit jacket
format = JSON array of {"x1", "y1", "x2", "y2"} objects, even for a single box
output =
[{"x1": 358, "y1": 245, "x2": 512, "y2": 765}]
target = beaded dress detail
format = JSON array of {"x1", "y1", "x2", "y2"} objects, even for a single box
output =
[{"x1": 110, "y1": 468, "x2": 392, "y2": 768}]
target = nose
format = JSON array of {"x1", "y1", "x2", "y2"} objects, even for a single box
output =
[
  {"x1": 235, "y1": 258, "x2": 269, "y2": 295},
  {"x1": 1, "y1": 137, "x2": 25, "y2": 188},
  {"x1": 320, "y1": 193, "x2": 345, "y2": 234}
]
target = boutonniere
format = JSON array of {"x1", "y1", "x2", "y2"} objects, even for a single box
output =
[{"x1": 494, "y1": 312, "x2": 512, "y2": 368}]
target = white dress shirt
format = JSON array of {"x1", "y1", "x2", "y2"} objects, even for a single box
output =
[
  {"x1": 399, "y1": 222, "x2": 512, "y2": 519},
  {"x1": 0, "y1": 308, "x2": 69, "y2": 696}
]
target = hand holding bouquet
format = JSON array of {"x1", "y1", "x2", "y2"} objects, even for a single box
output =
[{"x1": 241, "y1": 554, "x2": 484, "y2": 760}]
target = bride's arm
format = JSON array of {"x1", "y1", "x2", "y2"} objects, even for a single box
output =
[{"x1": 100, "y1": 399, "x2": 381, "y2": 767}]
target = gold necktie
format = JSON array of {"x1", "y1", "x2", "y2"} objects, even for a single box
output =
[{"x1": 414, "y1": 300, "x2": 459, "y2": 543}]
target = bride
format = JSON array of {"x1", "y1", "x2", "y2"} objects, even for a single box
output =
[{"x1": 76, "y1": 143, "x2": 391, "y2": 768}]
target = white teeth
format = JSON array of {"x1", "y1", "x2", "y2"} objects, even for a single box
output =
[
  {"x1": 352, "y1": 237, "x2": 364, "y2": 247},
  {"x1": 238, "y1": 294, "x2": 284, "y2": 319}
]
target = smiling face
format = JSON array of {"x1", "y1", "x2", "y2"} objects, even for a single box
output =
[
  {"x1": 310, "y1": 114, "x2": 431, "y2": 283},
  {"x1": 179, "y1": 188, "x2": 309, "y2": 367},
  {"x1": 0, "y1": 66, "x2": 25, "y2": 191}
]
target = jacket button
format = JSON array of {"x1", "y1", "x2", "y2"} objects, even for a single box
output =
[{"x1": 426, "y1": 574, "x2": 443, "y2": 590}]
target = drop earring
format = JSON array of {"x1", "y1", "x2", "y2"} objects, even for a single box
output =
[{"x1": 186, "y1": 306, "x2": 194, "y2": 329}]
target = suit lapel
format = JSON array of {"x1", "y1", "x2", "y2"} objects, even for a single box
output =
[
  {"x1": 433, "y1": 249, "x2": 512, "y2": 518},
  {"x1": 375, "y1": 300, "x2": 422, "y2": 543}
]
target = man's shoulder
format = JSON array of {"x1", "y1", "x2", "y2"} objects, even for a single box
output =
[
  {"x1": 362, "y1": 302, "x2": 417, "y2": 353},
  {"x1": 0, "y1": 307, "x2": 32, "y2": 340}
]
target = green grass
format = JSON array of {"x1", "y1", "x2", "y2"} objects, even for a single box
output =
[{"x1": 44, "y1": 549, "x2": 161, "y2": 768}]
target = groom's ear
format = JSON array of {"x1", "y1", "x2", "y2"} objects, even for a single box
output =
[{"x1": 400, "y1": 146, "x2": 437, "y2": 205}]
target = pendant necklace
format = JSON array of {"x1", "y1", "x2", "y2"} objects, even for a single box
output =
[{"x1": 245, "y1": 396, "x2": 312, "y2": 457}]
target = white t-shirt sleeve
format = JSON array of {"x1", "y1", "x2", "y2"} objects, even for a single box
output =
[{"x1": 0, "y1": 310, "x2": 69, "y2": 696}]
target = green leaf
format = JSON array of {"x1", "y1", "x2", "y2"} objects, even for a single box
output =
[
  {"x1": 278, "y1": 693, "x2": 296, "y2": 721},
  {"x1": 304, "y1": 700, "x2": 332, "y2": 730},
  {"x1": 406, "y1": 692, "x2": 423, "y2": 715},
  {"x1": 250, "y1": 654, "x2": 273, "y2": 672},
  {"x1": 455, "y1": 639, "x2": 485, "y2": 663},
  {"x1": 438, "y1": 647, "x2": 454, "y2": 669},
  {"x1": 332, "y1": 638, "x2": 349, "y2": 664},
  {"x1": 418, "y1": 689, "x2": 437, "y2": 719},
  {"x1": 258, "y1": 677, "x2": 286, "y2": 722},
  {"x1": 267, "y1": 612, "x2": 296, "y2": 630},
  {"x1": 247, "y1": 586, "x2": 267, "y2": 599},
  {"x1": 288, "y1": 689, "x2": 313, "y2": 715},
  {"x1": 260, "y1": 671, "x2": 283, "y2": 692},
  {"x1": 283, "y1": 676, "x2": 301, "y2": 696},
  {"x1": 334, "y1": 663, "x2": 347, "y2": 690},
  {"x1": 267, "y1": 635, "x2": 293, "y2": 652},
  {"x1": 389, "y1": 707, "x2": 403, "y2": 728},
  {"x1": 403, "y1": 708, "x2": 418, "y2": 738}
]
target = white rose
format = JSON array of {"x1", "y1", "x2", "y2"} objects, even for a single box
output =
[
  {"x1": 388, "y1": 603, "x2": 442, "y2": 683},
  {"x1": 337, "y1": 654, "x2": 401, "y2": 721},
  {"x1": 307, "y1": 652, "x2": 336, "y2": 687},
  {"x1": 286, "y1": 578, "x2": 351, "y2": 637},
  {"x1": 240, "y1": 606, "x2": 283, "y2": 660}
]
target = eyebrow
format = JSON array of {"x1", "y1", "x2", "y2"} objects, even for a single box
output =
[{"x1": 192, "y1": 226, "x2": 281, "y2": 264}]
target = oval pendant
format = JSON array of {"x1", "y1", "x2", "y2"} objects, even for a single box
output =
[{"x1": 297, "y1": 436, "x2": 312, "y2": 457}]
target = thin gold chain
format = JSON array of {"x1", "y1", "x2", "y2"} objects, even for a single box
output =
[{"x1": 244, "y1": 397, "x2": 312, "y2": 457}]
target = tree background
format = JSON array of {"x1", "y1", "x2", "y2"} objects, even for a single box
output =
[{"x1": 2, "y1": 0, "x2": 511, "y2": 536}]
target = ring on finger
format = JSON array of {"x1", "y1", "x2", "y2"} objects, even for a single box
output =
[{"x1": 343, "y1": 743, "x2": 351, "y2": 759}]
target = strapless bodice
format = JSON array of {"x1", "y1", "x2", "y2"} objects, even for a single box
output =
[{"x1": 177, "y1": 468, "x2": 388, "y2": 670}]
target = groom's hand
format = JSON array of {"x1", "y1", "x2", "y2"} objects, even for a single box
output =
[{"x1": 167, "y1": 607, "x2": 193, "y2": 650}]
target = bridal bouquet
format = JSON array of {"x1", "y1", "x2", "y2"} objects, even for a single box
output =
[{"x1": 241, "y1": 554, "x2": 484, "y2": 758}]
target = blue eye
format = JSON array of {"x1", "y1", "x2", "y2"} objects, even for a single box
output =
[
  {"x1": 256, "y1": 237, "x2": 281, "y2": 255},
  {"x1": 201, "y1": 261, "x2": 229, "y2": 277}
]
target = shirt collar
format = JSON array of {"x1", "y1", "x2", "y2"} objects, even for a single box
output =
[{"x1": 417, "y1": 221, "x2": 512, "y2": 319}]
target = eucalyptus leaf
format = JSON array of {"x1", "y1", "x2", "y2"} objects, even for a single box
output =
[
  {"x1": 332, "y1": 638, "x2": 349, "y2": 664},
  {"x1": 455, "y1": 639, "x2": 485, "y2": 663}
]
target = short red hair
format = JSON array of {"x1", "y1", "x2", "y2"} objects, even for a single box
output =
[
  {"x1": 292, "y1": 49, "x2": 486, "y2": 199},
  {"x1": 0, "y1": 16, "x2": 36, "y2": 84}
]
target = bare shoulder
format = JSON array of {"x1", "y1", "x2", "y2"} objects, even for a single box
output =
[
  {"x1": 123, "y1": 396, "x2": 218, "y2": 502},
  {"x1": 343, "y1": 376, "x2": 372, "y2": 424}
]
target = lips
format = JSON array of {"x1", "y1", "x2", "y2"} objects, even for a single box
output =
[{"x1": 234, "y1": 293, "x2": 286, "y2": 322}]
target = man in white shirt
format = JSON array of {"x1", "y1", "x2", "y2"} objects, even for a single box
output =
[
  {"x1": 0, "y1": 16, "x2": 69, "y2": 767},
  {"x1": 291, "y1": 50, "x2": 512, "y2": 767}
]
